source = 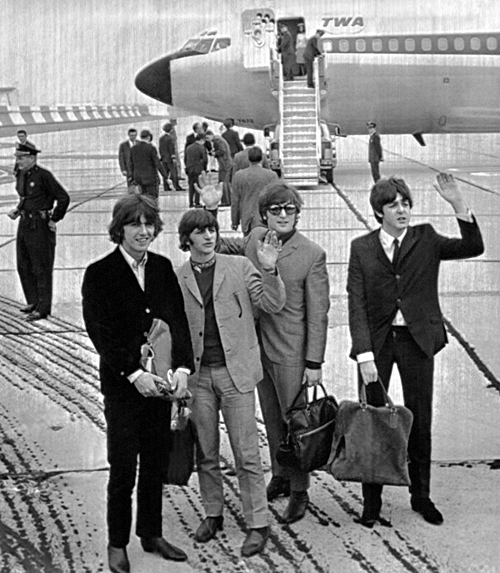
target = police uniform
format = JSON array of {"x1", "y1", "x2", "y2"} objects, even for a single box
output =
[{"x1": 12, "y1": 143, "x2": 70, "y2": 320}]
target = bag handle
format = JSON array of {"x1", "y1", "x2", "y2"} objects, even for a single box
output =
[
  {"x1": 289, "y1": 381, "x2": 329, "y2": 410},
  {"x1": 359, "y1": 377, "x2": 396, "y2": 409}
]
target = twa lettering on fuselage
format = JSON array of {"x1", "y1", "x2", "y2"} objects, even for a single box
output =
[{"x1": 322, "y1": 16, "x2": 365, "y2": 34}]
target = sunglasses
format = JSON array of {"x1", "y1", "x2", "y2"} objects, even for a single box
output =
[{"x1": 267, "y1": 204, "x2": 298, "y2": 216}]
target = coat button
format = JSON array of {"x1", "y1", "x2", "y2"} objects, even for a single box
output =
[
  {"x1": 395, "y1": 274, "x2": 401, "y2": 280},
  {"x1": 397, "y1": 298, "x2": 402, "y2": 305},
  {"x1": 145, "y1": 308, "x2": 151, "y2": 313},
  {"x1": 199, "y1": 332, "x2": 203, "y2": 337}
]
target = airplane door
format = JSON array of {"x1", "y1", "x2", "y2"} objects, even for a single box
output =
[{"x1": 242, "y1": 9, "x2": 276, "y2": 70}]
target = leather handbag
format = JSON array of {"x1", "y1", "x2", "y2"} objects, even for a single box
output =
[
  {"x1": 328, "y1": 379, "x2": 413, "y2": 486},
  {"x1": 277, "y1": 382, "x2": 338, "y2": 473},
  {"x1": 163, "y1": 398, "x2": 196, "y2": 486}
]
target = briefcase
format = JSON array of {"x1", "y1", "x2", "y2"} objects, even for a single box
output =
[
  {"x1": 277, "y1": 382, "x2": 338, "y2": 473},
  {"x1": 328, "y1": 379, "x2": 413, "y2": 486}
]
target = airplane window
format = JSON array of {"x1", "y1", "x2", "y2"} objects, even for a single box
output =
[
  {"x1": 405, "y1": 38, "x2": 415, "y2": 52},
  {"x1": 213, "y1": 38, "x2": 231, "y2": 51},
  {"x1": 182, "y1": 39, "x2": 199, "y2": 52},
  {"x1": 389, "y1": 39, "x2": 398, "y2": 52},
  {"x1": 339, "y1": 39, "x2": 349, "y2": 52},
  {"x1": 470, "y1": 37, "x2": 481, "y2": 50},
  {"x1": 438, "y1": 38, "x2": 448, "y2": 51},
  {"x1": 372, "y1": 39, "x2": 382, "y2": 52},
  {"x1": 421, "y1": 38, "x2": 432, "y2": 51},
  {"x1": 454, "y1": 37, "x2": 465, "y2": 51},
  {"x1": 486, "y1": 37, "x2": 498, "y2": 50},
  {"x1": 356, "y1": 39, "x2": 366, "y2": 52},
  {"x1": 322, "y1": 39, "x2": 333, "y2": 52},
  {"x1": 195, "y1": 38, "x2": 214, "y2": 53}
]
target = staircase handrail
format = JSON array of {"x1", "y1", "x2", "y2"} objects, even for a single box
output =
[
  {"x1": 278, "y1": 61, "x2": 284, "y2": 173},
  {"x1": 313, "y1": 58, "x2": 322, "y2": 178}
]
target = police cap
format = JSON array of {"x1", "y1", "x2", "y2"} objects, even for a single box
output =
[{"x1": 14, "y1": 141, "x2": 41, "y2": 157}]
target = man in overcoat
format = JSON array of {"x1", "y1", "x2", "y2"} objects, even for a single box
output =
[
  {"x1": 118, "y1": 127, "x2": 137, "y2": 191},
  {"x1": 128, "y1": 128, "x2": 167, "y2": 198},
  {"x1": 82, "y1": 195, "x2": 194, "y2": 573},
  {"x1": 347, "y1": 173, "x2": 484, "y2": 527}
]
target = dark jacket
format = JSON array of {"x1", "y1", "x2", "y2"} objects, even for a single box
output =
[
  {"x1": 368, "y1": 132, "x2": 383, "y2": 163},
  {"x1": 129, "y1": 140, "x2": 167, "y2": 186},
  {"x1": 82, "y1": 248, "x2": 194, "y2": 400},
  {"x1": 184, "y1": 142, "x2": 207, "y2": 175},
  {"x1": 347, "y1": 219, "x2": 484, "y2": 360},
  {"x1": 118, "y1": 140, "x2": 133, "y2": 173},
  {"x1": 159, "y1": 133, "x2": 176, "y2": 163},
  {"x1": 221, "y1": 129, "x2": 243, "y2": 158}
]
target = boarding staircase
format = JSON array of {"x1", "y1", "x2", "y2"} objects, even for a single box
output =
[{"x1": 272, "y1": 57, "x2": 325, "y2": 186}]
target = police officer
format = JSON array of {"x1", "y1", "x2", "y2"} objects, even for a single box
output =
[{"x1": 7, "y1": 142, "x2": 70, "y2": 322}]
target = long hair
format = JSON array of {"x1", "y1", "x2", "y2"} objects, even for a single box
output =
[
  {"x1": 369, "y1": 177, "x2": 413, "y2": 224},
  {"x1": 258, "y1": 181, "x2": 303, "y2": 223},
  {"x1": 108, "y1": 195, "x2": 163, "y2": 244},
  {"x1": 178, "y1": 209, "x2": 219, "y2": 252}
]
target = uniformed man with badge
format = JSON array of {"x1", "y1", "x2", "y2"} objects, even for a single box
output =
[{"x1": 7, "y1": 142, "x2": 70, "y2": 322}]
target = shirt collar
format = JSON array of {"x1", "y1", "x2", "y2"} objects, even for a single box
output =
[
  {"x1": 119, "y1": 245, "x2": 148, "y2": 270},
  {"x1": 379, "y1": 227, "x2": 408, "y2": 249}
]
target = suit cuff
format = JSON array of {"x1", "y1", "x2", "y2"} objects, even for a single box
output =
[
  {"x1": 175, "y1": 367, "x2": 192, "y2": 376},
  {"x1": 356, "y1": 351, "x2": 374, "y2": 364},
  {"x1": 127, "y1": 369, "x2": 144, "y2": 383},
  {"x1": 305, "y1": 360, "x2": 322, "y2": 369},
  {"x1": 455, "y1": 208, "x2": 473, "y2": 223}
]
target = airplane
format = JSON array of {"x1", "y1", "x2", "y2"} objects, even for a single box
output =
[{"x1": 134, "y1": 0, "x2": 500, "y2": 143}]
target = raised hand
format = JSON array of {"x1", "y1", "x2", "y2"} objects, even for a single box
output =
[
  {"x1": 257, "y1": 230, "x2": 282, "y2": 271},
  {"x1": 195, "y1": 171, "x2": 223, "y2": 209},
  {"x1": 433, "y1": 172, "x2": 467, "y2": 213}
]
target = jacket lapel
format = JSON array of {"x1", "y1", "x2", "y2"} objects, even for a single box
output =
[
  {"x1": 398, "y1": 226, "x2": 417, "y2": 265},
  {"x1": 212, "y1": 255, "x2": 227, "y2": 299},
  {"x1": 373, "y1": 232, "x2": 393, "y2": 271},
  {"x1": 181, "y1": 263, "x2": 203, "y2": 306},
  {"x1": 277, "y1": 231, "x2": 300, "y2": 262}
]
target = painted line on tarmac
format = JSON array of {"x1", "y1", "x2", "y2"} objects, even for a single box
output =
[{"x1": 333, "y1": 183, "x2": 500, "y2": 397}]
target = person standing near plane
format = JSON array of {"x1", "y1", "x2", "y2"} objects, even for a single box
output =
[
  {"x1": 231, "y1": 147, "x2": 277, "y2": 235},
  {"x1": 221, "y1": 118, "x2": 243, "y2": 158},
  {"x1": 13, "y1": 129, "x2": 35, "y2": 176},
  {"x1": 347, "y1": 174, "x2": 484, "y2": 528},
  {"x1": 82, "y1": 194, "x2": 194, "y2": 573},
  {"x1": 185, "y1": 134, "x2": 208, "y2": 208},
  {"x1": 118, "y1": 127, "x2": 137, "y2": 192},
  {"x1": 128, "y1": 128, "x2": 167, "y2": 199},
  {"x1": 232, "y1": 133, "x2": 270, "y2": 178},
  {"x1": 295, "y1": 23, "x2": 307, "y2": 76},
  {"x1": 303, "y1": 29, "x2": 325, "y2": 88},
  {"x1": 7, "y1": 142, "x2": 70, "y2": 322},
  {"x1": 277, "y1": 23, "x2": 295, "y2": 81},
  {"x1": 176, "y1": 208, "x2": 285, "y2": 557},
  {"x1": 367, "y1": 121, "x2": 383, "y2": 182},
  {"x1": 244, "y1": 182, "x2": 330, "y2": 524},
  {"x1": 205, "y1": 130, "x2": 233, "y2": 207},
  {"x1": 159, "y1": 122, "x2": 182, "y2": 191}
]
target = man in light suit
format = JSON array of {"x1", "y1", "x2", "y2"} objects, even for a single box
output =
[
  {"x1": 82, "y1": 195, "x2": 194, "y2": 573},
  {"x1": 232, "y1": 133, "x2": 270, "y2": 179},
  {"x1": 244, "y1": 182, "x2": 330, "y2": 524},
  {"x1": 367, "y1": 121, "x2": 383, "y2": 182},
  {"x1": 176, "y1": 209, "x2": 285, "y2": 557},
  {"x1": 118, "y1": 127, "x2": 137, "y2": 191},
  {"x1": 347, "y1": 174, "x2": 484, "y2": 528},
  {"x1": 231, "y1": 147, "x2": 277, "y2": 235},
  {"x1": 128, "y1": 128, "x2": 167, "y2": 199}
]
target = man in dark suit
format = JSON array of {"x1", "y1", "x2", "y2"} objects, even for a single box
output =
[
  {"x1": 232, "y1": 133, "x2": 270, "y2": 178},
  {"x1": 128, "y1": 128, "x2": 167, "y2": 199},
  {"x1": 82, "y1": 195, "x2": 194, "y2": 573},
  {"x1": 185, "y1": 134, "x2": 208, "y2": 207},
  {"x1": 159, "y1": 122, "x2": 182, "y2": 191},
  {"x1": 277, "y1": 24, "x2": 295, "y2": 81},
  {"x1": 221, "y1": 118, "x2": 243, "y2": 158},
  {"x1": 367, "y1": 121, "x2": 383, "y2": 182},
  {"x1": 347, "y1": 173, "x2": 484, "y2": 528},
  {"x1": 303, "y1": 29, "x2": 325, "y2": 88},
  {"x1": 118, "y1": 127, "x2": 137, "y2": 191}
]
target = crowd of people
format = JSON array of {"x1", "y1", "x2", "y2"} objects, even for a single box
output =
[{"x1": 6, "y1": 125, "x2": 485, "y2": 573}]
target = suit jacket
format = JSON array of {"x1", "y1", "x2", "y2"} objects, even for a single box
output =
[
  {"x1": 129, "y1": 140, "x2": 167, "y2": 186},
  {"x1": 304, "y1": 35, "x2": 321, "y2": 60},
  {"x1": 82, "y1": 248, "x2": 194, "y2": 400},
  {"x1": 221, "y1": 129, "x2": 243, "y2": 157},
  {"x1": 231, "y1": 164, "x2": 277, "y2": 234},
  {"x1": 245, "y1": 227, "x2": 330, "y2": 367},
  {"x1": 347, "y1": 218, "x2": 484, "y2": 360},
  {"x1": 159, "y1": 133, "x2": 176, "y2": 163},
  {"x1": 212, "y1": 135, "x2": 233, "y2": 171},
  {"x1": 184, "y1": 142, "x2": 207, "y2": 175},
  {"x1": 232, "y1": 148, "x2": 270, "y2": 177},
  {"x1": 177, "y1": 254, "x2": 285, "y2": 392},
  {"x1": 368, "y1": 132, "x2": 383, "y2": 163},
  {"x1": 118, "y1": 139, "x2": 133, "y2": 173}
]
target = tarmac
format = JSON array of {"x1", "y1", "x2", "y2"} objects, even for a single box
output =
[{"x1": 0, "y1": 125, "x2": 499, "y2": 572}]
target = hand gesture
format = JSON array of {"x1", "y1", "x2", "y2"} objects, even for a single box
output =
[
  {"x1": 134, "y1": 371, "x2": 165, "y2": 397},
  {"x1": 302, "y1": 367, "x2": 322, "y2": 387},
  {"x1": 433, "y1": 172, "x2": 466, "y2": 213},
  {"x1": 256, "y1": 230, "x2": 282, "y2": 272},
  {"x1": 195, "y1": 171, "x2": 223, "y2": 209}
]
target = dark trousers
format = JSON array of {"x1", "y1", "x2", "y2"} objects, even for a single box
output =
[
  {"x1": 218, "y1": 165, "x2": 232, "y2": 206},
  {"x1": 282, "y1": 54, "x2": 295, "y2": 80},
  {"x1": 370, "y1": 161, "x2": 381, "y2": 182},
  {"x1": 16, "y1": 215, "x2": 56, "y2": 316},
  {"x1": 304, "y1": 56, "x2": 314, "y2": 86},
  {"x1": 187, "y1": 171, "x2": 201, "y2": 206},
  {"x1": 362, "y1": 326, "x2": 434, "y2": 510},
  {"x1": 162, "y1": 159, "x2": 180, "y2": 189},
  {"x1": 104, "y1": 396, "x2": 171, "y2": 548},
  {"x1": 138, "y1": 183, "x2": 159, "y2": 198}
]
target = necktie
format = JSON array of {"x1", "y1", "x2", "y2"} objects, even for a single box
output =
[{"x1": 393, "y1": 238, "x2": 401, "y2": 270}]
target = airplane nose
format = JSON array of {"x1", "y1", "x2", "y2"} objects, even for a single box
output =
[{"x1": 135, "y1": 54, "x2": 173, "y2": 105}]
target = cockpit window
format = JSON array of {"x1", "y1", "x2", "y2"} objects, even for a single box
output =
[{"x1": 180, "y1": 31, "x2": 231, "y2": 55}]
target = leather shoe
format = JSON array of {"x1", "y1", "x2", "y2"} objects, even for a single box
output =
[
  {"x1": 140, "y1": 537, "x2": 187, "y2": 561},
  {"x1": 107, "y1": 545, "x2": 130, "y2": 573},
  {"x1": 194, "y1": 516, "x2": 224, "y2": 542},
  {"x1": 25, "y1": 311, "x2": 47, "y2": 322},
  {"x1": 19, "y1": 304, "x2": 36, "y2": 313},
  {"x1": 281, "y1": 491, "x2": 309, "y2": 524},
  {"x1": 241, "y1": 526, "x2": 270, "y2": 557},
  {"x1": 354, "y1": 506, "x2": 392, "y2": 529},
  {"x1": 411, "y1": 497, "x2": 444, "y2": 525},
  {"x1": 266, "y1": 476, "x2": 290, "y2": 501}
]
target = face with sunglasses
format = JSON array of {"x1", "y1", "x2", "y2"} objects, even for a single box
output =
[{"x1": 265, "y1": 202, "x2": 299, "y2": 235}]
